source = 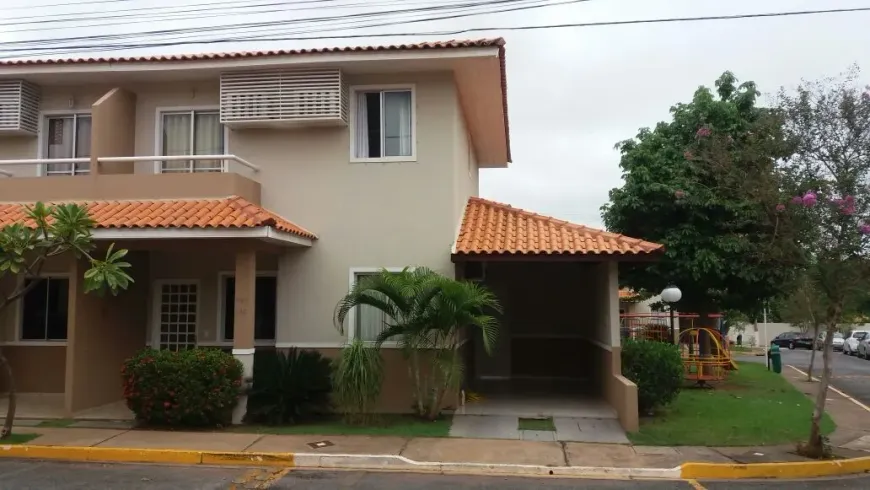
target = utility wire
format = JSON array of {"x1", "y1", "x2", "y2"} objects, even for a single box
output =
[
  {"x1": 0, "y1": 0, "x2": 571, "y2": 49},
  {"x1": 1, "y1": 4, "x2": 863, "y2": 59}
]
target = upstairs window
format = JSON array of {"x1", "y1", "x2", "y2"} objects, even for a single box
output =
[
  {"x1": 45, "y1": 114, "x2": 91, "y2": 176},
  {"x1": 352, "y1": 88, "x2": 414, "y2": 160},
  {"x1": 160, "y1": 110, "x2": 224, "y2": 173}
]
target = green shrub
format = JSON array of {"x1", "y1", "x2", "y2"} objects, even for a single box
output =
[
  {"x1": 332, "y1": 339, "x2": 383, "y2": 424},
  {"x1": 121, "y1": 348, "x2": 243, "y2": 427},
  {"x1": 246, "y1": 349, "x2": 333, "y2": 425},
  {"x1": 621, "y1": 339, "x2": 683, "y2": 414}
]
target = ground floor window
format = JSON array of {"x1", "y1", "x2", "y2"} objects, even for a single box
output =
[
  {"x1": 21, "y1": 277, "x2": 69, "y2": 341},
  {"x1": 222, "y1": 275, "x2": 277, "y2": 341},
  {"x1": 351, "y1": 271, "x2": 388, "y2": 342},
  {"x1": 157, "y1": 282, "x2": 197, "y2": 351}
]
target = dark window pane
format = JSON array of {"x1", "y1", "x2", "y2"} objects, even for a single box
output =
[
  {"x1": 46, "y1": 278, "x2": 68, "y2": 340},
  {"x1": 223, "y1": 276, "x2": 277, "y2": 341},
  {"x1": 21, "y1": 279, "x2": 48, "y2": 340},
  {"x1": 365, "y1": 92, "x2": 381, "y2": 158},
  {"x1": 255, "y1": 276, "x2": 277, "y2": 340},
  {"x1": 223, "y1": 277, "x2": 235, "y2": 341}
]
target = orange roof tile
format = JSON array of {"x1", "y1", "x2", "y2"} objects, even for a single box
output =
[
  {"x1": 0, "y1": 38, "x2": 504, "y2": 66},
  {"x1": 454, "y1": 197, "x2": 663, "y2": 257},
  {"x1": 619, "y1": 289, "x2": 638, "y2": 299},
  {"x1": 0, "y1": 196, "x2": 316, "y2": 240}
]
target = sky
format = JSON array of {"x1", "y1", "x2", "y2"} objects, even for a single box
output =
[{"x1": 1, "y1": 0, "x2": 870, "y2": 228}]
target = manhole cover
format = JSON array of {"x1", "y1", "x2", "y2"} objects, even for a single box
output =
[{"x1": 306, "y1": 440, "x2": 334, "y2": 449}]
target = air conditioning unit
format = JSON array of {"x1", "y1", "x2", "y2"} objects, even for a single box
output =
[
  {"x1": 220, "y1": 68, "x2": 348, "y2": 128},
  {"x1": 0, "y1": 80, "x2": 40, "y2": 136}
]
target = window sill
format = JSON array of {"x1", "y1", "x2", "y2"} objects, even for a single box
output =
[
  {"x1": 193, "y1": 341, "x2": 276, "y2": 347},
  {"x1": 350, "y1": 156, "x2": 417, "y2": 164},
  {"x1": 0, "y1": 341, "x2": 67, "y2": 347}
]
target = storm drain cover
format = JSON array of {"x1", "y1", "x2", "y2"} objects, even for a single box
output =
[{"x1": 307, "y1": 440, "x2": 334, "y2": 449}]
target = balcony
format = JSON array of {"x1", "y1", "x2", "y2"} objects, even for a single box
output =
[{"x1": 0, "y1": 155, "x2": 262, "y2": 204}]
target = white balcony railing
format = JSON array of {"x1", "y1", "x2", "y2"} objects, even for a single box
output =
[{"x1": 0, "y1": 155, "x2": 260, "y2": 177}]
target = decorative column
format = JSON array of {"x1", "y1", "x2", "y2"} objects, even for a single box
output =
[{"x1": 231, "y1": 249, "x2": 256, "y2": 424}]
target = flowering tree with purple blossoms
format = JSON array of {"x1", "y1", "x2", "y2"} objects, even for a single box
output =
[
  {"x1": 604, "y1": 72, "x2": 797, "y2": 326},
  {"x1": 775, "y1": 67, "x2": 870, "y2": 457}
]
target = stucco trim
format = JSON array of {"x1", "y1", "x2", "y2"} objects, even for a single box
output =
[
  {"x1": 274, "y1": 342, "x2": 345, "y2": 349},
  {"x1": 587, "y1": 338, "x2": 613, "y2": 352},
  {"x1": 232, "y1": 348, "x2": 255, "y2": 355},
  {"x1": 91, "y1": 227, "x2": 313, "y2": 247},
  {"x1": 0, "y1": 341, "x2": 67, "y2": 347}
]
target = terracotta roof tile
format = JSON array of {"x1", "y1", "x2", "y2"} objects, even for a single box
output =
[
  {"x1": 0, "y1": 196, "x2": 316, "y2": 240},
  {"x1": 0, "y1": 38, "x2": 504, "y2": 66},
  {"x1": 619, "y1": 288, "x2": 638, "y2": 299},
  {"x1": 454, "y1": 197, "x2": 663, "y2": 256}
]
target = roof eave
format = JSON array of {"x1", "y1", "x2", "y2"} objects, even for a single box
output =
[{"x1": 451, "y1": 250, "x2": 664, "y2": 263}]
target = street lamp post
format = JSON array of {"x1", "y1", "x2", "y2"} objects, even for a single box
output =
[{"x1": 661, "y1": 285, "x2": 682, "y2": 344}]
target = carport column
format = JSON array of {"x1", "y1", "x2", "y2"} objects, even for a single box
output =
[{"x1": 231, "y1": 249, "x2": 256, "y2": 424}]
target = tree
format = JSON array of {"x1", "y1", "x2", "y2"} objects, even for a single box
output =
[
  {"x1": 777, "y1": 273, "x2": 826, "y2": 380},
  {"x1": 603, "y1": 72, "x2": 797, "y2": 321},
  {"x1": 0, "y1": 203, "x2": 132, "y2": 439},
  {"x1": 334, "y1": 267, "x2": 500, "y2": 420},
  {"x1": 774, "y1": 68, "x2": 870, "y2": 457}
]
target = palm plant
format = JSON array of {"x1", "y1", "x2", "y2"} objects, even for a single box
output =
[{"x1": 334, "y1": 267, "x2": 501, "y2": 420}]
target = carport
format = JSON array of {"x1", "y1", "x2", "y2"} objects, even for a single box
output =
[{"x1": 452, "y1": 198, "x2": 663, "y2": 431}]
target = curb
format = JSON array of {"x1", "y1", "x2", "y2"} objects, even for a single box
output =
[
  {"x1": 0, "y1": 445, "x2": 868, "y2": 480},
  {"x1": 681, "y1": 457, "x2": 870, "y2": 480}
]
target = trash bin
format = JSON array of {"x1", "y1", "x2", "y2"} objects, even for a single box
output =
[{"x1": 769, "y1": 344, "x2": 782, "y2": 373}]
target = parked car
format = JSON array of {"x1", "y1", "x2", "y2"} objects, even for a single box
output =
[
  {"x1": 858, "y1": 335, "x2": 870, "y2": 359},
  {"x1": 843, "y1": 330, "x2": 869, "y2": 356},
  {"x1": 771, "y1": 331, "x2": 814, "y2": 350},
  {"x1": 815, "y1": 331, "x2": 845, "y2": 351}
]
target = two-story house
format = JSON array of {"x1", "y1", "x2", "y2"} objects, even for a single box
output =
[{"x1": 0, "y1": 38, "x2": 661, "y2": 431}]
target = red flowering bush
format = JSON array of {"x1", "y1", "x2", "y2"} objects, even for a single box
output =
[{"x1": 121, "y1": 348, "x2": 243, "y2": 427}]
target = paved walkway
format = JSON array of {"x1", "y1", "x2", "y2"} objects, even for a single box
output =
[
  {"x1": 449, "y1": 414, "x2": 630, "y2": 443},
  {"x1": 4, "y1": 361, "x2": 868, "y2": 470}
]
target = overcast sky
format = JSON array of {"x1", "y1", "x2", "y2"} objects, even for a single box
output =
[{"x1": 2, "y1": 0, "x2": 870, "y2": 228}]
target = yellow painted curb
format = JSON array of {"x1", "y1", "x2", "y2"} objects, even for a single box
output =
[
  {"x1": 0, "y1": 445, "x2": 295, "y2": 468},
  {"x1": 681, "y1": 456, "x2": 870, "y2": 480}
]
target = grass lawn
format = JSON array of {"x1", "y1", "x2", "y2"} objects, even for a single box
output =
[
  {"x1": 233, "y1": 414, "x2": 452, "y2": 438},
  {"x1": 518, "y1": 417, "x2": 555, "y2": 431},
  {"x1": 628, "y1": 362, "x2": 836, "y2": 446},
  {"x1": 1, "y1": 433, "x2": 39, "y2": 444}
]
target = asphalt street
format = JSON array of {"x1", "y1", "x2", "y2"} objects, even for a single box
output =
[
  {"x1": 738, "y1": 347, "x2": 870, "y2": 406},
  {"x1": 0, "y1": 462, "x2": 869, "y2": 489}
]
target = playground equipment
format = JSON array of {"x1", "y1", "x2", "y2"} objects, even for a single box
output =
[
  {"x1": 619, "y1": 313, "x2": 699, "y2": 343},
  {"x1": 678, "y1": 327, "x2": 733, "y2": 386}
]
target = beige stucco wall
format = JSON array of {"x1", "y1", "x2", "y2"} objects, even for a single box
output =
[{"x1": 0, "y1": 71, "x2": 478, "y2": 349}]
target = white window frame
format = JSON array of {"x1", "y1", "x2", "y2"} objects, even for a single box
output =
[
  {"x1": 347, "y1": 267, "x2": 404, "y2": 347},
  {"x1": 349, "y1": 84, "x2": 417, "y2": 164},
  {"x1": 153, "y1": 105, "x2": 229, "y2": 174},
  {"x1": 216, "y1": 270, "x2": 278, "y2": 346},
  {"x1": 36, "y1": 110, "x2": 93, "y2": 177},
  {"x1": 150, "y1": 279, "x2": 201, "y2": 350},
  {"x1": 15, "y1": 273, "x2": 71, "y2": 345}
]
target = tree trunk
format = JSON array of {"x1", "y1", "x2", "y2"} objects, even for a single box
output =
[
  {"x1": 805, "y1": 316, "x2": 838, "y2": 457},
  {"x1": 807, "y1": 323, "x2": 820, "y2": 382},
  {"x1": 0, "y1": 347, "x2": 16, "y2": 439}
]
